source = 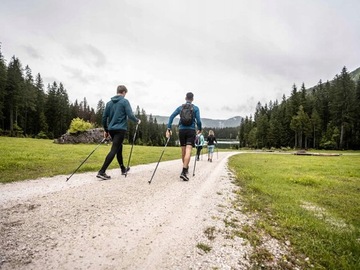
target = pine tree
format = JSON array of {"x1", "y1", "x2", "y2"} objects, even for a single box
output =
[
  {"x1": 353, "y1": 79, "x2": 360, "y2": 149},
  {"x1": 70, "y1": 99, "x2": 80, "y2": 121},
  {"x1": 0, "y1": 44, "x2": 7, "y2": 130},
  {"x1": 329, "y1": 67, "x2": 356, "y2": 148},
  {"x1": 255, "y1": 103, "x2": 269, "y2": 148},
  {"x1": 285, "y1": 85, "x2": 301, "y2": 147},
  {"x1": 267, "y1": 102, "x2": 282, "y2": 148},
  {"x1": 278, "y1": 94, "x2": 290, "y2": 147},
  {"x1": 45, "y1": 82, "x2": 70, "y2": 138},
  {"x1": 95, "y1": 99, "x2": 105, "y2": 127},
  {"x1": 310, "y1": 108, "x2": 321, "y2": 148},
  {"x1": 5, "y1": 56, "x2": 24, "y2": 135},
  {"x1": 34, "y1": 73, "x2": 48, "y2": 136},
  {"x1": 56, "y1": 83, "x2": 70, "y2": 137},
  {"x1": 239, "y1": 118, "x2": 245, "y2": 147},
  {"x1": 22, "y1": 65, "x2": 37, "y2": 135},
  {"x1": 45, "y1": 82, "x2": 57, "y2": 138}
]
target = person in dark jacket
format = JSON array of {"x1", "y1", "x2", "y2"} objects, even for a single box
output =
[
  {"x1": 207, "y1": 129, "x2": 217, "y2": 162},
  {"x1": 166, "y1": 92, "x2": 202, "y2": 181},
  {"x1": 97, "y1": 85, "x2": 141, "y2": 180}
]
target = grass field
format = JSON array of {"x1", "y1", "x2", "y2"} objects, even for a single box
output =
[
  {"x1": 0, "y1": 137, "x2": 181, "y2": 183},
  {"x1": 228, "y1": 153, "x2": 360, "y2": 269},
  {"x1": 1, "y1": 137, "x2": 359, "y2": 269}
]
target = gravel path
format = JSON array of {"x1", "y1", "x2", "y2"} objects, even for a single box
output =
[{"x1": 0, "y1": 151, "x2": 287, "y2": 269}]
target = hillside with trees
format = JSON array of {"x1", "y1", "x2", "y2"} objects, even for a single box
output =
[
  {"x1": 239, "y1": 66, "x2": 360, "y2": 150},
  {"x1": 1, "y1": 45, "x2": 359, "y2": 149},
  {"x1": 0, "y1": 46, "x2": 167, "y2": 145},
  {"x1": 0, "y1": 46, "x2": 238, "y2": 146}
]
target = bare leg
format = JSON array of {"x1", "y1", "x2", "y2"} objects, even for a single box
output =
[
  {"x1": 181, "y1": 146, "x2": 186, "y2": 163},
  {"x1": 183, "y1": 145, "x2": 192, "y2": 169}
]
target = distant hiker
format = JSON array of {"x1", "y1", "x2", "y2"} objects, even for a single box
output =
[
  {"x1": 207, "y1": 130, "x2": 217, "y2": 162},
  {"x1": 166, "y1": 92, "x2": 202, "y2": 181},
  {"x1": 97, "y1": 85, "x2": 141, "y2": 180},
  {"x1": 195, "y1": 129, "x2": 205, "y2": 161}
]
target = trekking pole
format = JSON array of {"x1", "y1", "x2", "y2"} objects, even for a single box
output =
[
  {"x1": 125, "y1": 123, "x2": 139, "y2": 177},
  {"x1": 66, "y1": 138, "x2": 107, "y2": 182},
  {"x1": 193, "y1": 149, "x2": 197, "y2": 176},
  {"x1": 148, "y1": 135, "x2": 171, "y2": 184}
]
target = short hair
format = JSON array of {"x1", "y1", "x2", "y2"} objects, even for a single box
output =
[
  {"x1": 186, "y1": 92, "x2": 194, "y2": 101},
  {"x1": 117, "y1": 85, "x2": 128, "y2": 94}
]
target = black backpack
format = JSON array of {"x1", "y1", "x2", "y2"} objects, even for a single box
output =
[{"x1": 180, "y1": 103, "x2": 194, "y2": 126}]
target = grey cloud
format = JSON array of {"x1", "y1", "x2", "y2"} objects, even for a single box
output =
[
  {"x1": 220, "y1": 98, "x2": 259, "y2": 117},
  {"x1": 63, "y1": 65, "x2": 97, "y2": 84},
  {"x1": 43, "y1": 76, "x2": 60, "y2": 86},
  {"x1": 23, "y1": 45, "x2": 42, "y2": 59},
  {"x1": 66, "y1": 44, "x2": 107, "y2": 67},
  {"x1": 132, "y1": 80, "x2": 149, "y2": 87}
]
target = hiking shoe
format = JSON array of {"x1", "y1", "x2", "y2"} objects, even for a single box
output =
[
  {"x1": 180, "y1": 172, "x2": 189, "y2": 181},
  {"x1": 121, "y1": 167, "x2": 130, "y2": 175},
  {"x1": 97, "y1": 172, "x2": 111, "y2": 180}
]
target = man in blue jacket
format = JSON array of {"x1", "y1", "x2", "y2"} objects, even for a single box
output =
[
  {"x1": 97, "y1": 85, "x2": 141, "y2": 180},
  {"x1": 167, "y1": 92, "x2": 202, "y2": 181}
]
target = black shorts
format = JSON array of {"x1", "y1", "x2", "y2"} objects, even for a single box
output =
[{"x1": 179, "y1": 129, "x2": 196, "y2": 147}]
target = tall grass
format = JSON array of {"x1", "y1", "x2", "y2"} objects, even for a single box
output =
[
  {"x1": 229, "y1": 153, "x2": 360, "y2": 269},
  {"x1": 0, "y1": 137, "x2": 181, "y2": 183}
]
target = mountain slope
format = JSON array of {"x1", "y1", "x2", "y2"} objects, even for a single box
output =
[
  {"x1": 308, "y1": 66, "x2": 360, "y2": 90},
  {"x1": 349, "y1": 66, "x2": 360, "y2": 82},
  {"x1": 152, "y1": 115, "x2": 242, "y2": 128}
]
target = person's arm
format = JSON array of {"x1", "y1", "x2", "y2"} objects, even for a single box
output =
[
  {"x1": 102, "y1": 103, "x2": 109, "y2": 132},
  {"x1": 102, "y1": 103, "x2": 110, "y2": 138},
  {"x1": 195, "y1": 106, "x2": 202, "y2": 131},
  {"x1": 167, "y1": 106, "x2": 180, "y2": 129},
  {"x1": 124, "y1": 99, "x2": 140, "y2": 123}
]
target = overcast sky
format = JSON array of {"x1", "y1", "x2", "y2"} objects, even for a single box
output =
[{"x1": 1, "y1": 0, "x2": 359, "y2": 119}]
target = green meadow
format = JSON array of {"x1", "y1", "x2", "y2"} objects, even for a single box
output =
[
  {"x1": 229, "y1": 153, "x2": 360, "y2": 269},
  {"x1": 1, "y1": 137, "x2": 359, "y2": 269},
  {"x1": 0, "y1": 137, "x2": 180, "y2": 183}
]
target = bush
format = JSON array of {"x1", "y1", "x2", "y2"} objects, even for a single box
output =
[
  {"x1": 319, "y1": 139, "x2": 337, "y2": 150},
  {"x1": 35, "y1": 131, "x2": 48, "y2": 139},
  {"x1": 67, "y1": 118, "x2": 94, "y2": 134}
]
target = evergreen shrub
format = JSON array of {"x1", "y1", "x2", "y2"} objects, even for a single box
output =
[{"x1": 67, "y1": 118, "x2": 94, "y2": 134}]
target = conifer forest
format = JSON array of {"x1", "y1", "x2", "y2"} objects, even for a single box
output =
[{"x1": 0, "y1": 46, "x2": 359, "y2": 149}]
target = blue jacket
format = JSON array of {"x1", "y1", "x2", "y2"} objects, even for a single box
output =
[
  {"x1": 195, "y1": 134, "x2": 205, "y2": 147},
  {"x1": 167, "y1": 102, "x2": 202, "y2": 131},
  {"x1": 102, "y1": 95, "x2": 138, "y2": 132}
]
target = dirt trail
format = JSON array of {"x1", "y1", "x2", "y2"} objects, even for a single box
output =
[{"x1": 1, "y1": 151, "x2": 255, "y2": 269}]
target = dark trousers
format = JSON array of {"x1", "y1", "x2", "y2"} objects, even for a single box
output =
[
  {"x1": 196, "y1": 146, "x2": 203, "y2": 158},
  {"x1": 99, "y1": 130, "x2": 126, "y2": 173}
]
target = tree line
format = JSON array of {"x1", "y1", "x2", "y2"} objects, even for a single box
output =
[
  {"x1": 2, "y1": 45, "x2": 358, "y2": 149},
  {"x1": 239, "y1": 66, "x2": 360, "y2": 150},
  {"x1": 0, "y1": 50, "x2": 95, "y2": 139},
  {"x1": 0, "y1": 47, "x2": 238, "y2": 146},
  {"x1": 0, "y1": 51, "x2": 169, "y2": 145}
]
